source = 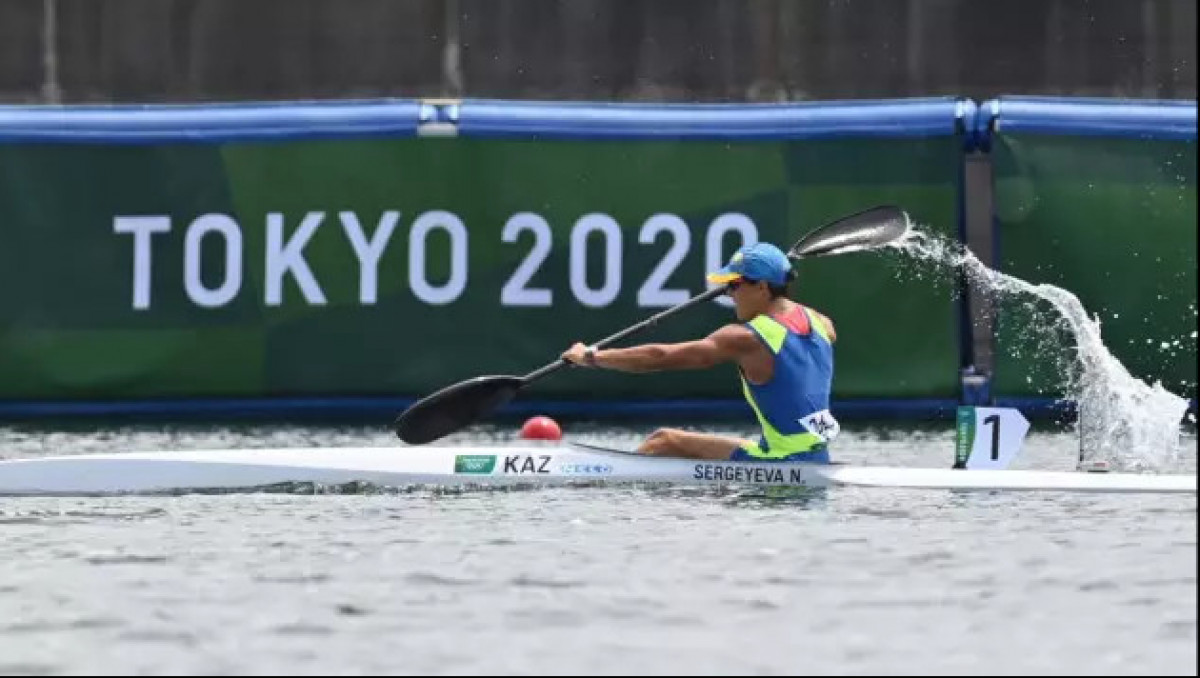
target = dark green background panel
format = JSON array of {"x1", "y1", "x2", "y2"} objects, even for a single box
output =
[{"x1": 992, "y1": 135, "x2": 1197, "y2": 400}]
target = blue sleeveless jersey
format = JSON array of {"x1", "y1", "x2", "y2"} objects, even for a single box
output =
[{"x1": 735, "y1": 304, "x2": 840, "y2": 459}]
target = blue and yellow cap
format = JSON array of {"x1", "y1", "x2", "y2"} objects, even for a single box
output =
[{"x1": 706, "y1": 242, "x2": 794, "y2": 286}]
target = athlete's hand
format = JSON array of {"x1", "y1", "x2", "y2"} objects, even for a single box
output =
[{"x1": 562, "y1": 342, "x2": 591, "y2": 366}]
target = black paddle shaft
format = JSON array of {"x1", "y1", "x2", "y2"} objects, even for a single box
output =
[{"x1": 521, "y1": 285, "x2": 727, "y2": 383}]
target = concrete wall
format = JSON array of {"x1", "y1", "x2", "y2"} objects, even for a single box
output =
[{"x1": 0, "y1": 0, "x2": 1195, "y2": 104}]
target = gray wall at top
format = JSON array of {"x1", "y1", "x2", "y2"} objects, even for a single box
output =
[{"x1": 0, "y1": 0, "x2": 1195, "y2": 104}]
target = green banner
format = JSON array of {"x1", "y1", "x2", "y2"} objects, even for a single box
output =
[
  {"x1": 992, "y1": 135, "x2": 1198, "y2": 399},
  {"x1": 0, "y1": 136, "x2": 963, "y2": 402},
  {"x1": 954, "y1": 405, "x2": 974, "y2": 468}
]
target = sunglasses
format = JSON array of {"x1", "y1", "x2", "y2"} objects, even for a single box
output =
[{"x1": 726, "y1": 278, "x2": 759, "y2": 293}]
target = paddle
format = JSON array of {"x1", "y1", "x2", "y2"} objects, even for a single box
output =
[{"x1": 392, "y1": 204, "x2": 911, "y2": 444}]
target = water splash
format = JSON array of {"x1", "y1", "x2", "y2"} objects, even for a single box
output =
[{"x1": 888, "y1": 227, "x2": 1188, "y2": 472}]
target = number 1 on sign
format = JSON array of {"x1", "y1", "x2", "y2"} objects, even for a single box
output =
[
  {"x1": 955, "y1": 406, "x2": 1029, "y2": 470},
  {"x1": 983, "y1": 413, "x2": 1000, "y2": 460}
]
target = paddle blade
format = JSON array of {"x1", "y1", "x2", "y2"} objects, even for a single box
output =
[
  {"x1": 790, "y1": 205, "x2": 911, "y2": 259},
  {"x1": 393, "y1": 375, "x2": 525, "y2": 444}
]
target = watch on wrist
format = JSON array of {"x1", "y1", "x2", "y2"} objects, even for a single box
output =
[{"x1": 584, "y1": 346, "x2": 598, "y2": 366}]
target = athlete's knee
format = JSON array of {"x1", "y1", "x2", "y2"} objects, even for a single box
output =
[{"x1": 639, "y1": 427, "x2": 684, "y2": 455}]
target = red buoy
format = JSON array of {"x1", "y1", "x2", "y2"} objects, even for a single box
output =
[{"x1": 520, "y1": 415, "x2": 563, "y2": 441}]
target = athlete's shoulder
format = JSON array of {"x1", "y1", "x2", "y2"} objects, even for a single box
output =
[
  {"x1": 708, "y1": 322, "x2": 762, "y2": 352},
  {"x1": 711, "y1": 321, "x2": 758, "y2": 340},
  {"x1": 802, "y1": 305, "x2": 837, "y2": 343}
]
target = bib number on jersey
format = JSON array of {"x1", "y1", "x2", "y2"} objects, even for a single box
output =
[{"x1": 799, "y1": 409, "x2": 840, "y2": 442}]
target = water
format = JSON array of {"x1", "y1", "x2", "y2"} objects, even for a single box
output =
[
  {"x1": 891, "y1": 227, "x2": 1191, "y2": 472},
  {"x1": 0, "y1": 423, "x2": 1196, "y2": 675},
  {"x1": 1, "y1": 222, "x2": 1196, "y2": 674}
]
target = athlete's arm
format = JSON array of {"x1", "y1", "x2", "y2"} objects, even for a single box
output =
[{"x1": 562, "y1": 324, "x2": 761, "y2": 373}]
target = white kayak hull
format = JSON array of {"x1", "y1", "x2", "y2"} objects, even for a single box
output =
[{"x1": 0, "y1": 443, "x2": 1194, "y2": 496}]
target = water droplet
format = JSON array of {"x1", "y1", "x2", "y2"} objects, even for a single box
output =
[{"x1": 889, "y1": 226, "x2": 1186, "y2": 471}]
